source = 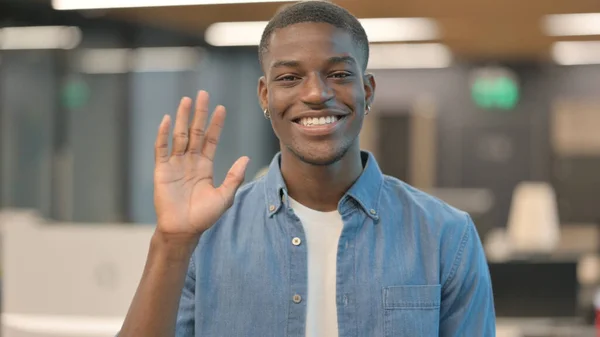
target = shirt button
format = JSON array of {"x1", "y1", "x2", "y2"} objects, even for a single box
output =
[
  {"x1": 293, "y1": 294, "x2": 302, "y2": 303},
  {"x1": 269, "y1": 205, "x2": 276, "y2": 212},
  {"x1": 370, "y1": 209, "x2": 377, "y2": 215},
  {"x1": 292, "y1": 237, "x2": 302, "y2": 246}
]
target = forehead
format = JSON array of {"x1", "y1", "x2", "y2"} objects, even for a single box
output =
[{"x1": 265, "y1": 22, "x2": 359, "y2": 67}]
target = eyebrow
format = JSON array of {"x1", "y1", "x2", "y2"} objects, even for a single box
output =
[
  {"x1": 270, "y1": 56, "x2": 357, "y2": 69},
  {"x1": 271, "y1": 60, "x2": 301, "y2": 69},
  {"x1": 327, "y1": 55, "x2": 356, "y2": 66}
]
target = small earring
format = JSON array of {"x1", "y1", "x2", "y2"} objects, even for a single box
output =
[
  {"x1": 365, "y1": 105, "x2": 371, "y2": 115},
  {"x1": 263, "y1": 108, "x2": 270, "y2": 120}
]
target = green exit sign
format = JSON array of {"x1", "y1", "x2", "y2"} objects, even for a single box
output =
[{"x1": 470, "y1": 67, "x2": 519, "y2": 110}]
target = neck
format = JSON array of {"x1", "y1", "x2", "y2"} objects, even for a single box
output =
[{"x1": 280, "y1": 143, "x2": 364, "y2": 212}]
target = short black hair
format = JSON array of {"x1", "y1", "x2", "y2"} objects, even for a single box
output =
[{"x1": 258, "y1": 0, "x2": 370, "y2": 71}]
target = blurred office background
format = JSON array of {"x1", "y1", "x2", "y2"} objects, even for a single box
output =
[{"x1": 1, "y1": 0, "x2": 600, "y2": 336}]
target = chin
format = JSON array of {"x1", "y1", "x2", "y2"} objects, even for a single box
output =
[{"x1": 288, "y1": 143, "x2": 351, "y2": 166}]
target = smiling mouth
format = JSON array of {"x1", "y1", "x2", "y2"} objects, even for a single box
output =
[{"x1": 293, "y1": 115, "x2": 346, "y2": 127}]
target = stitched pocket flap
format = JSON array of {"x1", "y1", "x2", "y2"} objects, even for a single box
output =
[{"x1": 383, "y1": 285, "x2": 441, "y2": 309}]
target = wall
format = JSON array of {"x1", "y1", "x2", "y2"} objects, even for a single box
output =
[
  {"x1": 0, "y1": 51, "x2": 57, "y2": 216},
  {"x1": 2, "y1": 38, "x2": 599, "y2": 226},
  {"x1": 128, "y1": 49, "x2": 277, "y2": 224},
  {"x1": 372, "y1": 63, "x2": 600, "y2": 228}
]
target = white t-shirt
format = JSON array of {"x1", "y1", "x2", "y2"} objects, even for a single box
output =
[{"x1": 288, "y1": 197, "x2": 344, "y2": 337}]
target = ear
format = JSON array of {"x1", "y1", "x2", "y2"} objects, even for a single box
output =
[
  {"x1": 363, "y1": 73, "x2": 376, "y2": 108},
  {"x1": 257, "y1": 76, "x2": 268, "y2": 111}
]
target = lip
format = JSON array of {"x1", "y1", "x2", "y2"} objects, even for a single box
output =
[{"x1": 292, "y1": 115, "x2": 347, "y2": 137}]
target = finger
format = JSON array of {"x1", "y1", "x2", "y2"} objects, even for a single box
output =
[
  {"x1": 154, "y1": 115, "x2": 171, "y2": 164},
  {"x1": 171, "y1": 97, "x2": 192, "y2": 157},
  {"x1": 217, "y1": 156, "x2": 250, "y2": 205},
  {"x1": 187, "y1": 90, "x2": 210, "y2": 155},
  {"x1": 201, "y1": 105, "x2": 226, "y2": 162}
]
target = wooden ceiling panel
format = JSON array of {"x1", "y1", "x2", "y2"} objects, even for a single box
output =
[
  {"x1": 105, "y1": 0, "x2": 600, "y2": 61},
  {"x1": 110, "y1": 0, "x2": 600, "y2": 21},
  {"x1": 342, "y1": 0, "x2": 600, "y2": 18}
]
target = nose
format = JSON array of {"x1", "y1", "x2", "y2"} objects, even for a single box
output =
[{"x1": 300, "y1": 73, "x2": 334, "y2": 108}]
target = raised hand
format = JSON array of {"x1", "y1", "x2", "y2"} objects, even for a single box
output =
[{"x1": 153, "y1": 91, "x2": 249, "y2": 237}]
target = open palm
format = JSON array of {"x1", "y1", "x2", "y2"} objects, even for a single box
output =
[{"x1": 153, "y1": 91, "x2": 249, "y2": 236}]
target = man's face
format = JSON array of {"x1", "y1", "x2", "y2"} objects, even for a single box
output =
[{"x1": 258, "y1": 22, "x2": 375, "y2": 166}]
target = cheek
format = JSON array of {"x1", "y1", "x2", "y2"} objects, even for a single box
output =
[
  {"x1": 349, "y1": 112, "x2": 364, "y2": 132},
  {"x1": 267, "y1": 88, "x2": 294, "y2": 114},
  {"x1": 335, "y1": 83, "x2": 366, "y2": 111},
  {"x1": 353, "y1": 84, "x2": 367, "y2": 107},
  {"x1": 270, "y1": 115, "x2": 290, "y2": 140}
]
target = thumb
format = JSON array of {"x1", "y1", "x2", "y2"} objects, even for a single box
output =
[{"x1": 217, "y1": 156, "x2": 250, "y2": 205}]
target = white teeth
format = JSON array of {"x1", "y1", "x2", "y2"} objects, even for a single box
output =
[{"x1": 299, "y1": 115, "x2": 340, "y2": 126}]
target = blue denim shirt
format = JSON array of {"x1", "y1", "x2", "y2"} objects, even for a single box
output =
[{"x1": 176, "y1": 151, "x2": 496, "y2": 337}]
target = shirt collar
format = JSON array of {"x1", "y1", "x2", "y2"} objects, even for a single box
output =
[{"x1": 263, "y1": 151, "x2": 384, "y2": 220}]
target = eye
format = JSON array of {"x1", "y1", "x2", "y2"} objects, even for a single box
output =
[
  {"x1": 329, "y1": 72, "x2": 353, "y2": 79},
  {"x1": 277, "y1": 75, "x2": 300, "y2": 81}
]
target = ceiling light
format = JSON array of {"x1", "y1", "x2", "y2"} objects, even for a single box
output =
[
  {"x1": 53, "y1": 0, "x2": 293, "y2": 10},
  {"x1": 205, "y1": 22, "x2": 267, "y2": 46},
  {"x1": 76, "y1": 47, "x2": 205, "y2": 74},
  {"x1": 204, "y1": 18, "x2": 439, "y2": 47},
  {"x1": 78, "y1": 49, "x2": 132, "y2": 74},
  {"x1": 361, "y1": 18, "x2": 439, "y2": 42},
  {"x1": 367, "y1": 43, "x2": 452, "y2": 69},
  {"x1": 132, "y1": 47, "x2": 204, "y2": 72},
  {"x1": 0, "y1": 26, "x2": 81, "y2": 50},
  {"x1": 542, "y1": 13, "x2": 600, "y2": 36},
  {"x1": 552, "y1": 41, "x2": 600, "y2": 65}
]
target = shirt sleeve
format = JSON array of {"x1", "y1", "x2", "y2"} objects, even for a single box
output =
[
  {"x1": 439, "y1": 214, "x2": 496, "y2": 336},
  {"x1": 175, "y1": 254, "x2": 197, "y2": 337}
]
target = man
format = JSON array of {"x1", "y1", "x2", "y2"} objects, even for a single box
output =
[{"x1": 118, "y1": 1, "x2": 495, "y2": 336}]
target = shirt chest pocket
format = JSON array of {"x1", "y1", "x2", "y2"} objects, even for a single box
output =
[{"x1": 383, "y1": 285, "x2": 441, "y2": 337}]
